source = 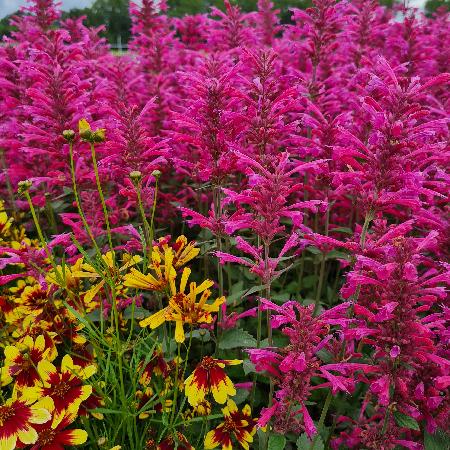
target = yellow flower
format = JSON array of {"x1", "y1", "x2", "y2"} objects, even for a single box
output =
[
  {"x1": 124, "y1": 248, "x2": 176, "y2": 291},
  {"x1": 72, "y1": 252, "x2": 140, "y2": 305},
  {"x1": 46, "y1": 257, "x2": 84, "y2": 292},
  {"x1": 204, "y1": 400, "x2": 257, "y2": 450},
  {"x1": 139, "y1": 268, "x2": 224, "y2": 343},
  {"x1": 154, "y1": 235, "x2": 200, "y2": 269}
]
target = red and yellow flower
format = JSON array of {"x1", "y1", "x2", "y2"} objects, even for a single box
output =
[
  {"x1": 154, "y1": 236, "x2": 200, "y2": 270},
  {"x1": 139, "y1": 268, "x2": 224, "y2": 343},
  {"x1": 184, "y1": 357, "x2": 241, "y2": 406},
  {"x1": 29, "y1": 410, "x2": 88, "y2": 450},
  {"x1": 204, "y1": 399, "x2": 257, "y2": 450},
  {"x1": 21, "y1": 355, "x2": 95, "y2": 417},
  {"x1": 157, "y1": 432, "x2": 194, "y2": 450},
  {"x1": 1, "y1": 335, "x2": 57, "y2": 387},
  {"x1": 0, "y1": 397, "x2": 50, "y2": 450}
]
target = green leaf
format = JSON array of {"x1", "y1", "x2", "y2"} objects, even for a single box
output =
[
  {"x1": 393, "y1": 411, "x2": 420, "y2": 431},
  {"x1": 232, "y1": 388, "x2": 249, "y2": 405},
  {"x1": 268, "y1": 434, "x2": 286, "y2": 450},
  {"x1": 424, "y1": 430, "x2": 449, "y2": 450},
  {"x1": 296, "y1": 433, "x2": 324, "y2": 450},
  {"x1": 242, "y1": 359, "x2": 256, "y2": 374},
  {"x1": 122, "y1": 306, "x2": 149, "y2": 320},
  {"x1": 218, "y1": 328, "x2": 257, "y2": 349}
]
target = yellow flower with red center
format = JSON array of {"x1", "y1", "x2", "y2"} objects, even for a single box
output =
[
  {"x1": 0, "y1": 397, "x2": 50, "y2": 450},
  {"x1": 204, "y1": 399, "x2": 257, "y2": 450},
  {"x1": 124, "y1": 248, "x2": 176, "y2": 291},
  {"x1": 21, "y1": 354, "x2": 95, "y2": 417},
  {"x1": 184, "y1": 357, "x2": 241, "y2": 406},
  {"x1": 154, "y1": 235, "x2": 200, "y2": 270},
  {"x1": 1, "y1": 335, "x2": 57, "y2": 387},
  {"x1": 30, "y1": 410, "x2": 88, "y2": 449},
  {"x1": 72, "y1": 252, "x2": 141, "y2": 305},
  {"x1": 139, "y1": 268, "x2": 224, "y2": 343}
]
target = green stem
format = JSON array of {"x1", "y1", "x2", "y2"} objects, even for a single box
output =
[
  {"x1": 68, "y1": 141, "x2": 103, "y2": 259},
  {"x1": 89, "y1": 142, "x2": 114, "y2": 257},
  {"x1": 309, "y1": 391, "x2": 332, "y2": 450}
]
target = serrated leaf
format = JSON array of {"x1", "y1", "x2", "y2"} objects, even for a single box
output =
[
  {"x1": 296, "y1": 433, "x2": 324, "y2": 450},
  {"x1": 424, "y1": 430, "x2": 449, "y2": 450},
  {"x1": 268, "y1": 434, "x2": 286, "y2": 450},
  {"x1": 218, "y1": 328, "x2": 257, "y2": 350},
  {"x1": 393, "y1": 411, "x2": 420, "y2": 430}
]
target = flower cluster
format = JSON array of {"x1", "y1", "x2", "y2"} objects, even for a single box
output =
[{"x1": 0, "y1": 0, "x2": 448, "y2": 448}]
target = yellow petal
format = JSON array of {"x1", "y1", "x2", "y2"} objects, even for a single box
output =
[
  {"x1": 37, "y1": 359, "x2": 57, "y2": 383},
  {"x1": 84, "y1": 280, "x2": 105, "y2": 303},
  {"x1": 204, "y1": 430, "x2": 220, "y2": 449},
  {"x1": 17, "y1": 426, "x2": 38, "y2": 445},
  {"x1": 65, "y1": 429, "x2": 88, "y2": 445},
  {"x1": 174, "y1": 321, "x2": 185, "y2": 343},
  {"x1": 180, "y1": 267, "x2": 191, "y2": 293},
  {"x1": 139, "y1": 308, "x2": 167, "y2": 329},
  {"x1": 4, "y1": 345, "x2": 20, "y2": 361},
  {"x1": 0, "y1": 436, "x2": 16, "y2": 450},
  {"x1": 30, "y1": 405, "x2": 52, "y2": 424}
]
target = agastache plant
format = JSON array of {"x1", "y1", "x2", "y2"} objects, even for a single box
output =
[{"x1": 0, "y1": 1, "x2": 449, "y2": 449}]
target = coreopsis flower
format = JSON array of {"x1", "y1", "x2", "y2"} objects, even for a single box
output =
[
  {"x1": 138, "y1": 349, "x2": 169, "y2": 386},
  {"x1": 204, "y1": 399, "x2": 257, "y2": 450},
  {"x1": 184, "y1": 357, "x2": 241, "y2": 406},
  {"x1": 29, "y1": 410, "x2": 88, "y2": 449},
  {"x1": 157, "y1": 432, "x2": 194, "y2": 450},
  {"x1": 1, "y1": 335, "x2": 57, "y2": 387},
  {"x1": 0, "y1": 397, "x2": 50, "y2": 450},
  {"x1": 154, "y1": 236, "x2": 200, "y2": 270},
  {"x1": 73, "y1": 252, "x2": 141, "y2": 304},
  {"x1": 139, "y1": 268, "x2": 224, "y2": 343},
  {"x1": 46, "y1": 258, "x2": 84, "y2": 292},
  {"x1": 21, "y1": 355, "x2": 95, "y2": 416},
  {"x1": 124, "y1": 248, "x2": 176, "y2": 292}
]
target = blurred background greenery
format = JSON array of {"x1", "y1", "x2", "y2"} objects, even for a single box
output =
[{"x1": 0, "y1": 0, "x2": 448, "y2": 45}]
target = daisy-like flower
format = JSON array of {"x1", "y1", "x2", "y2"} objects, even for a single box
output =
[
  {"x1": 139, "y1": 268, "x2": 225, "y2": 343},
  {"x1": 46, "y1": 258, "x2": 84, "y2": 292},
  {"x1": 154, "y1": 235, "x2": 200, "y2": 270},
  {"x1": 21, "y1": 355, "x2": 95, "y2": 417},
  {"x1": 158, "y1": 432, "x2": 194, "y2": 450},
  {"x1": 184, "y1": 357, "x2": 241, "y2": 406},
  {"x1": 124, "y1": 247, "x2": 176, "y2": 291},
  {"x1": 30, "y1": 410, "x2": 88, "y2": 450},
  {"x1": 72, "y1": 252, "x2": 141, "y2": 304},
  {"x1": 204, "y1": 399, "x2": 257, "y2": 450},
  {"x1": 1, "y1": 335, "x2": 57, "y2": 387},
  {"x1": 0, "y1": 397, "x2": 50, "y2": 450}
]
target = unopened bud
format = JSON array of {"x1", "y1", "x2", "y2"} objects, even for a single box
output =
[
  {"x1": 17, "y1": 179, "x2": 32, "y2": 195},
  {"x1": 92, "y1": 128, "x2": 106, "y2": 143},
  {"x1": 78, "y1": 118, "x2": 92, "y2": 141},
  {"x1": 151, "y1": 169, "x2": 162, "y2": 179},
  {"x1": 62, "y1": 129, "x2": 75, "y2": 142},
  {"x1": 129, "y1": 171, "x2": 142, "y2": 183}
]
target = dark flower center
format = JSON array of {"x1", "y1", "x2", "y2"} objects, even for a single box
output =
[{"x1": 0, "y1": 405, "x2": 14, "y2": 425}]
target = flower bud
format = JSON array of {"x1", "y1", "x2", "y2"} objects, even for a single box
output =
[
  {"x1": 78, "y1": 118, "x2": 92, "y2": 141},
  {"x1": 129, "y1": 171, "x2": 142, "y2": 184},
  {"x1": 151, "y1": 169, "x2": 162, "y2": 179},
  {"x1": 92, "y1": 128, "x2": 106, "y2": 143},
  {"x1": 17, "y1": 179, "x2": 32, "y2": 195},
  {"x1": 62, "y1": 129, "x2": 76, "y2": 142}
]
